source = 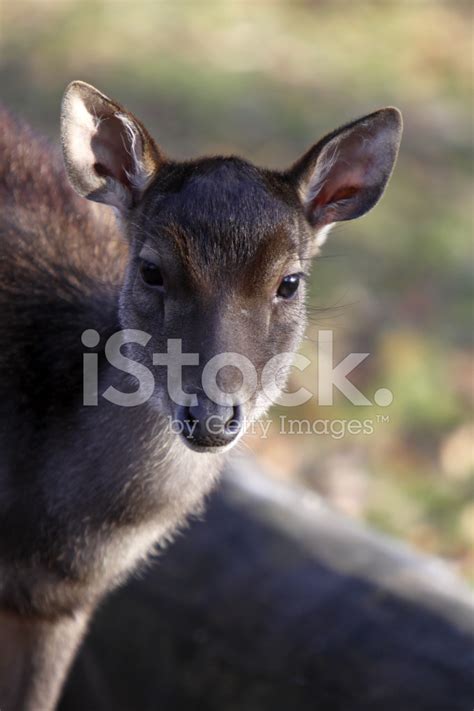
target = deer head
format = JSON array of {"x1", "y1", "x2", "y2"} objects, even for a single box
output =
[{"x1": 61, "y1": 81, "x2": 402, "y2": 452}]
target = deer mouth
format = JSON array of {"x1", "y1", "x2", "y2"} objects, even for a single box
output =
[
  {"x1": 174, "y1": 403, "x2": 244, "y2": 453},
  {"x1": 180, "y1": 437, "x2": 240, "y2": 454},
  {"x1": 178, "y1": 426, "x2": 243, "y2": 454}
]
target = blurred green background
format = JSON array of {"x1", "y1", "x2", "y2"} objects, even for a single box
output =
[{"x1": 1, "y1": 0, "x2": 472, "y2": 580}]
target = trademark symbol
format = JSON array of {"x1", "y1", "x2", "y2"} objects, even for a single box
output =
[{"x1": 377, "y1": 414, "x2": 390, "y2": 424}]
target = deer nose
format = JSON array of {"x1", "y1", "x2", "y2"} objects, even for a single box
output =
[{"x1": 177, "y1": 400, "x2": 243, "y2": 449}]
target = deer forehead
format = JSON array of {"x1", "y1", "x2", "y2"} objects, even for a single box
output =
[{"x1": 133, "y1": 162, "x2": 301, "y2": 277}]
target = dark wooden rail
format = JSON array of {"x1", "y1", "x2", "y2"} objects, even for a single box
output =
[{"x1": 61, "y1": 458, "x2": 474, "y2": 711}]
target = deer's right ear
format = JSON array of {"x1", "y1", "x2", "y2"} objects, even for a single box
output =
[{"x1": 61, "y1": 81, "x2": 163, "y2": 211}]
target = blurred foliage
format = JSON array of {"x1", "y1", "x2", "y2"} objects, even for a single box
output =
[{"x1": 1, "y1": 0, "x2": 472, "y2": 581}]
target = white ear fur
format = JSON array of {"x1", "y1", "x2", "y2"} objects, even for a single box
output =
[
  {"x1": 297, "y1": 141, "x2": 340, "y2": 210},
  {"x1": 115, "y1": 112, "x2": 154, "y2": 194},
  {"x1": 61, "y1": 81, "x2": 160, "y2": 211},
  {"x1": 314, "y1": 222, "x2": 335, "y2": 250}
]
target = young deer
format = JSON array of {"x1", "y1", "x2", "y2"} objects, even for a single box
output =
[{"x1": 0, "y1": 81, "x2": 401, "y2": 710}]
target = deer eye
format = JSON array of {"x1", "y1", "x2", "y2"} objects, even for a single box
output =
[
  {"x1": 140, "y1": 260, "x2": 164, "y2": 289},
  {"x1": 277, "y1": 274, "x2": 300, "y2": 300}
]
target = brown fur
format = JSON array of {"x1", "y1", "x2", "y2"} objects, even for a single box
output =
[{"x1": 0, "y1": 87, "x2": 401, "y2": 710}]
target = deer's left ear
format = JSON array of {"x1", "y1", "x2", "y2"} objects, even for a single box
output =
[{"x1": 288, "y1": 108, "x2": 402, "y2": 249}]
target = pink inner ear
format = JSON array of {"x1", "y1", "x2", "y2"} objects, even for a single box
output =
[
  {"x1": 313, "y1": 161, "x2": 371, "y2": 209},
  {"x1": 314, "y1": 183, "x2": 360, "y2": 207},
  {"x1": 90, "y1": 114, "x2": 134, "y2": 186}
]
